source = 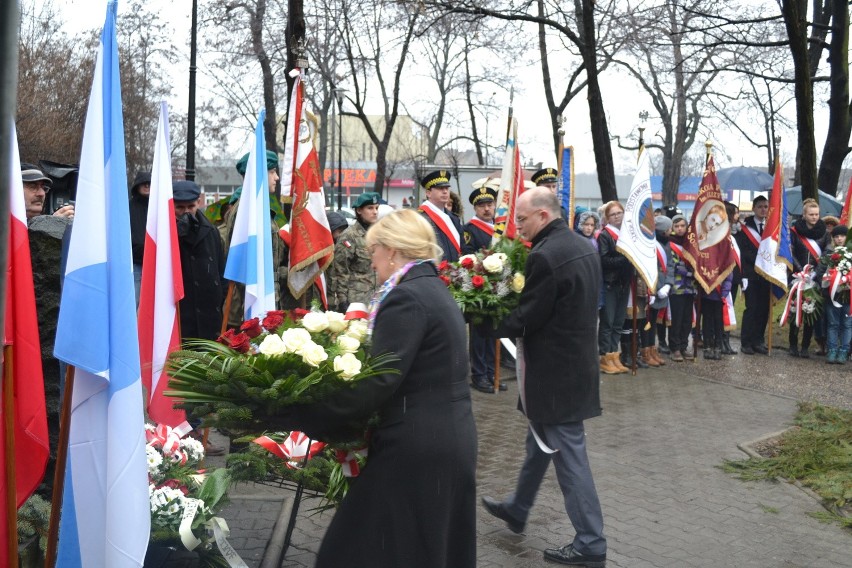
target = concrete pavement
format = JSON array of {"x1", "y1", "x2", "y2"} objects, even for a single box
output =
[{"x1": 219, "y1": 361, "x2": 851, "y2": 567}]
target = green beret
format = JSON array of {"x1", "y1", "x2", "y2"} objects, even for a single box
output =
[
  {"x1": 235, "y1": 150, "x2": 280, "y2": 176},
  {"x1": 353, "y1": 192, "x2": 381, "y2": 208}
]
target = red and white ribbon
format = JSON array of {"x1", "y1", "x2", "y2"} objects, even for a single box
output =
[
  {"x1": 345, "y1": 302, "x2": 369, "y2": 320},
  {"x1": 824, "y1": 267, "x2": 852, "y2": 315},
  {"x1": 253, "y1": 431, "x2": 326, "y2": 469},
  {"x1": 334, "y1": 447, "x2": 368, "y2": 477},
  {"x1": 781, "y1": 265, "x2": 815, "y2": 327}
]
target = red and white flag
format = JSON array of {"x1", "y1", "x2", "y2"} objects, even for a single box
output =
[
  {"x1": 492, "y1": 118, "x2": 526, "y2": 243},
  {"x1": 284, "y1": 69, "x2": 335, "y2": 298},
  {"x1": 138, "y1": 102, "x2": 186, "y2": 428},
  {"x1": 840, "y1": 175, "x2": 852, "y2": 226},
  {"x1": 2, "y1": 124, "x2": 49, "y2": 564}
]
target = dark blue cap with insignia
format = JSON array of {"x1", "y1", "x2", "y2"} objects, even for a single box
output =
[
  {"x1": 531, "y1": 167, "x2": 559, "y2": 186},
  {"x1": 469, "y1": 185, "x2": 497, "y2": 205},
  {"x1": 421, "y1": 170, "x2": 452, "y2": 190}
]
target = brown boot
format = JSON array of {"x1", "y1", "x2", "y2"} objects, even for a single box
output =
[
  {"x1": 641, "y1": 347, "x2": 660, "y2": 367},
  {"x1": 609, "y1": 352, "x2": 630, "y2": 373},
  {"x1": 599, "y1": 354, "x2": 620, "y2": 375},
  {"x1": 651, "y1": 345, "x2": 666, "y2": 365}
]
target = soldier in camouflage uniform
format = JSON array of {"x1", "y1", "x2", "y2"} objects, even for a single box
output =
[
  {"x1": 222, "y1": 150, "x2": 290, "y2": 327},
  {"x1": 328, "y1": 192, "x2": 381, "y2": 312}
]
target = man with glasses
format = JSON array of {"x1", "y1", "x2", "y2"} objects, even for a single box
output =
[{"x1": 21, "y1": 163, "x2": 74, "y2": 221}]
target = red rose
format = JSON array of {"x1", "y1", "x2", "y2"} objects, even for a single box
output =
[
  {"x1": 438, "y1": 260, "x2": 450, "y2": 271},
  {"x1": 262, "y1": 311, "x2": 285, "y2": 331},
  {"x1": 460, "y1": 257, "x2": 474, "y2": 269},
  {"x1": 160, "y1": 479, "x2": 190, "y2": 496},
  {"x1": 290, "y1": 308, "x2": 310, "y2": 320},
  {"x1": 832, "y1": 253, "x2": 841, "y2": 262},
  {"x1": 439, "y1": 275, "x2": 451, "y2": 286},
  {"x1": 217, "y1": 328, "x2": 237, "y2": 346},
  {"x1": 229, "y1": 332, "x2": 252, "y2": 353},
  {"x1": 240, "y1": 317, "x2": 263, "y2": 338},
  {"x1": 472, "y1": 275, "x2": 485, "y2": 289}
]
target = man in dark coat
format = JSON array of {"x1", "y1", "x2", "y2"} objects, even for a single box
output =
[
  {"x1": 129, "y1": 170, "x2": 151, "y2": 305},
  {"x1": 173, "y1": 181, "x2": 226, "y2": 340},
  {"x1": 419, "y1": 169, "x2": 464, "y2": 261},
  {"x1": 462, "y1": 181, "x2": 502, "y2": 392},
  {"x1": 481, "y1": 188, "x2": 607, "y2": 567},
  {"x1": 735, "y1": 195, "x2": 771, "y2": 354}
]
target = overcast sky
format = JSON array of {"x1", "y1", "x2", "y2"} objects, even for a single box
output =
[{"x1": 52, "y1": 0, "x2": 833, "y2": 177}]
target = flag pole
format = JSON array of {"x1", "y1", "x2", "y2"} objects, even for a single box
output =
[
  {"x1": 220, "y1": 282, "x2": 235, "y2": 334},
  {"x1": 493, "y1": 339, "x2": 501, "y2": 394},
  {"x1": 45, "y1": 365, "x2": 75, "y2": 568},
  {"x1": 505, "y1": 86, "x2": 514, "y2": 141},
  {"x1": 631, "y1": 278, "x2": 638, "y2": 375},
  {"x1": 3, "y1": 346, "x2": 18, "y2": 566}
]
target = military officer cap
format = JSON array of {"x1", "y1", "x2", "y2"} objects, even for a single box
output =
[
  {"x1": 469, "y1": 185, "x2": 497, "y2": 205},
  {"x1": 421, "y1": 170, "x2": 452, "y2": 190},
  {"x1": 352, "y1": 191, "x2": 381, "y2": 209},
  {"x1": 531, "y1": 167, "x2": 559, "y2": 186}
]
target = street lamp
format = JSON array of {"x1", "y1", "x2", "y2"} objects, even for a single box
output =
[
  {"x1": 638, "y1": 110, "x2": 649, "y2": 147},
  {"x1": 335, "y1": 88, "x2": 347, "y2": 210}
]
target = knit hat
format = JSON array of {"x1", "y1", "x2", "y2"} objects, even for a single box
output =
[
  {"x1": 326, "y1": 211, "x2": 348, "y2": 233},
  {"x1": 655, "y1": 215, "x2": 673, "y2": 233},
  {"x1": 831, "y1": 224, "x2": 848, "y2": 238},
  {"x1": 671, "y1": 214, "x2": 687, "y2": 226}
]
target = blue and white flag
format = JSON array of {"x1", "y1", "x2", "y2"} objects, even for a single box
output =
[
  {"x1": 53, "y1": 3, "x2": 150, "y2": 566},
  {"x1": 224, "y1": 110, "x2": 276, "y2": 319},
  {"x1": 558, "y1": 145, "x2": 574, "y2": 226}
]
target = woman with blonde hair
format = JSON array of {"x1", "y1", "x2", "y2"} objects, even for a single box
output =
[
  {"x1": 279, "y1": 209, "x2": 478, "y2": 567},
  {"x1": 597, "y1": 201, "x2": 634, "y2": 374}
]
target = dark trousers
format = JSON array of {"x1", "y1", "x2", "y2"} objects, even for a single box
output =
[
  {"x1": 741, "y1": 276, "x2": 771, "y2": 348},
  {"x1": 701, "y1": 298, "x2": 723, "y2": 348},
  {"x1": 669, "y1": 294, "x2": 694, "y2": 353},
  {"x1": 469, "y1": 326, "x2": 495, "y2": 382},
  {"x1": 503, "y1": 422, "x2": 607, "y2": 556},
  {"x1": 598, "y1": 283, "x2": 629, "y2": 354},
  {"x1": 789, "y1": 321, "x2": 813, "y2": 352},
  {"x1": 644, "y1": 308, "x2": 659, "y2": 347}
]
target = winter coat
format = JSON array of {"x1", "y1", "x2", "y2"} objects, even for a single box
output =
[
  {"x1": 669, "y1": 234, "x2": 696, "y2": 295},
  {"x1": 790, "y1": 218, "x2": 830, "y2": 272},
  {"x1": 597, "y1": 227, "x2": 634, "y2": 287},
  {"x1": 129, "y1": 189, "x2": 148, "y2": 266},
  {"x1": 491, "y1": 220, "x2": 603, "y2": 424},
  {"x1": 281, "y1": 262, "x2": 477, "y2": 567},
  {"x1": 177, "y1": 212, "x2": 226, "y2": 340}
]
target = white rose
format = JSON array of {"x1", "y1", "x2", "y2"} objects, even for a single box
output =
[
  {"x1": 337, "y1": 334, "x2": 361, "y2": 354},
  {"x1": 494, "y1": 252, "x2": 508, "y2": 264},
  {"x1": 511, "y1": 272, "x2": 525, "y2": 293},
  {"x1": 482, "y1": 254, "x2": 504, "y2": 274},
  {"x1": 301, "y1": 341, "x2": 329, "y2": 367},
  {"x1": 346, "y1": 320, "x2": 369, "y2": 341},
  {"x1": 333, "y1": 353, "x2": 363, "y2": 379},
  {"x1": 326, "y1": 311, "x2": 348, "y2": 333},
  {"x1": 281, "y1": 327, "x2": 313, "y2": 354},
  {"x1": 301, "y1": 311, "x2": 329, "y2": 333},
  {"x1": 258, "y1": 333, "x2": 287, "y2": 356}
]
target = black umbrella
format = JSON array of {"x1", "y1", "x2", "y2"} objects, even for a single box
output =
[
  {"x1": 716, "y1": 166, "x2": 774, "y2": 192},
  {"x1": 785, "y1": 186, "x2": 843, "y2": 216}
]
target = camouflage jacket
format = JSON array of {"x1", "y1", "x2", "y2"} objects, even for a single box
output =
[{"x1": 328, "y1": 221, "x2": 377, "y2": 309}]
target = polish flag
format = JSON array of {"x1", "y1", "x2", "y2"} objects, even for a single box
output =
[
  {"x1": 1, "y1": 124, "x2": 49, "y2": 565},
  {"x1": 138, "y1": 102, "x2": 186, "y2": 427},
  {"x1": 284, "y1": 69, "x2": 335, "y2": 299}
]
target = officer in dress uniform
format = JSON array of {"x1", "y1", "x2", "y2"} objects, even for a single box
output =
[
  {"x1": 463, "y1": 181, "x2": 504, "y2": 392},
  {"x1": 419, "y1": 170, "x2": 464, "y2": 262},
  {"x1": 532, "y1": 167, "x2": 568, "y2": 220}
]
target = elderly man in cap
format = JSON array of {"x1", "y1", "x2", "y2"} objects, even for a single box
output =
[
  {"x1": 172, "y1": 180, "x2": 226, "y2": 341},
  {"x1": 21, "y1": 162, "x2": 74, "y2": 221},
  {"x1": 419, "y1": 169, "x2": 464, "y2": 262},
  {"x1": 328, "y1": 192, "x2": 381, "y2": 312},
  {"x1": 463, "y1": 179, "x2": 504, "y2": 393},
  {"x1": 129, "y1": 170, "x2": 152, "y2": 304},
  {"x1": 222, "y1": 150, "x2": 290, "y2": 326}
]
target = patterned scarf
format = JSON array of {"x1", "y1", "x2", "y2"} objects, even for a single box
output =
[{"x1": 367, "y1": 259, "x2": 430, "y2": 338}]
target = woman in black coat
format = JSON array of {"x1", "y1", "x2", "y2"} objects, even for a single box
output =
[{"x1": 282, "y1": 209, "x2": 477, "y2": 568}]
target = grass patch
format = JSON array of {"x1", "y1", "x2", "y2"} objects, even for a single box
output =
[{"x1": 720, "y1": 401, "x2": 852, "y2": 528}]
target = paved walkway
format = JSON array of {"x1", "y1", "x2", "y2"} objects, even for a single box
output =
[{"x1": 220, "y1": 363, "x2": 851, "y2": 567}]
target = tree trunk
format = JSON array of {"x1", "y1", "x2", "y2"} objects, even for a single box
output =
[
  {"x1": 579, "y1": 0, "x2": 617, "y2": 202},
  {"x1": 252, "y1": 0, "x2": 279, "y2": 154},
  {"x1": 817, "y1": 0, "x2": 851, "y2": 196},
  {"x1": 783, "y1": 0, "x2": 818, "y2": 199}
]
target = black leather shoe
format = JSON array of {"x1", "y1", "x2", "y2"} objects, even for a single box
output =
[
  {"x1": 481, "y1": 496, "x2": 524, "y2": 534},
  {"x1": 799, "y1": 350, "x2": 810, "y2": 359},
  {"x1": 471, "y1": 378, "x2": 494, "y2": 394},
  {"x1": 753, "y1": 345, "x2": 769, "y2": 355},
  {"x1": 789, "y1": 347, "x2": 799, "y2": 357},
  {"x1": 543, "y1": 543, "x2": 606, "y2": 567},
  {"x1": 741, "y1": 346, "x2": 755, "y2": 355},
  {"x1": 494, "y1": 381, "x2": 508, "y2": 391}
]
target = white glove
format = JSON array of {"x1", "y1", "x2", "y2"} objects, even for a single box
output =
[
  {"x1": 741, "y1": 278, "x2": 749, "y2": 291},
  {"x1": 649, "y1": 295, "x2": 656, "y2": 305},
  {"x1": 657, "y1": 284, "x2": 671, "y2": 299}
]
